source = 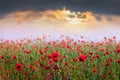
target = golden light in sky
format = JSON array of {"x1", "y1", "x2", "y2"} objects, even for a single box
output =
[
  {"x1": 62, "y1": 7, "x2": 82, "y2": 25},
  {"x1": 50, "y1": 7, "x2": 101, "y2": 27},
  {"x1": 1, "y1": 7, "x2": 119, "y2": 25}
]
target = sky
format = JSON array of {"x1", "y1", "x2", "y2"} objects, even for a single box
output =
[{"x1": 0, "y1": 0, "x2": 120, "y2": 41}]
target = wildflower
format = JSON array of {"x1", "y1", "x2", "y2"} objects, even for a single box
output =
[
  {"x1": 44, "y1": 47, "x2": 47, "y2": 53},
  {"x1": 24, "y1": 50, "x2": 31, "y2": 54},
  {"x1": 0, "y1": 55, "x2": 4, "y2": 59},
  {"x1": 100, "y1": 48, "x2": 104, "y2": 52},
  {"x1": 90, "y1": 51, "x2": 94, "y2": 55},
  {"x1": 78, "y1": 54, "x2": 88, "y2": 62},
  {"x1": 105, "y1": 51, "x2": 109, "y2": 55},
  {"x1": 118, "y1": 59, "x2": 120, "y2": 64},
  {"x1": 96, "y1": 54, "x2": 100, "y2": 59},
  {"x1": 23, "y1": 71, "x2": 28, "y2": 75},
  {"x1": 107, "y1": 70, "x2": 111, "y2": 75},
  {"x1": 34, "y1": 75, "x2": 39, "y2": 79},
  {"x1": 72, "y1": 58, "x2": 78, "y2": 62},
  {"x1": 49, "y1": 60, "x2": 54, "y2": 66},
  {"x1": 44, "y1": 66, "x2": 50, "y2": 70},
  {"x1": 41, "y1": 56, "x2": 45, "y2": 60},
  {"x1": 49, "y1": 51, "x2": 60, "y2": 62},
  {"x1": 52, "y1": 51, "x2": 59, "y2": 58},
  {"x1": 3, "y1": 74, "x2": 7, "y2": 80},
  {"x1": 116, "y1": 48, "x2": 120, "y2": 53},
  {"x1": 13, "y1": 55, "x2": 17, "y2": 59},
  {"x1": 93, "y1": 68, "x2": 98, "y2": 74},
  {"x1": 16, "y1": 63, "x2": 23, "y2": 71},
  {"x1": 38, "y1": 49, "x2": 43, "y2": 55},
  {"x1": 48, "y1": 54, "x2": 53, "y2": 58},
  {"x1": 52, "y1": 58, "x2": 58, "y2": 62},
  {"x1": 66, "y1": 45, "x2": 71, "y2": 49},
  {"x1": 106, "y1": 62, "x2": 111, "y2": 66},
  {"x1": 107, "y1": 57, "x2": 113, "y2": 62},
  {"x1": 30, "y1": 65, "x2": 34, "y2": 70},
  {"x1": 65, "y1": 62, "x2": 69, "y2": 66}
]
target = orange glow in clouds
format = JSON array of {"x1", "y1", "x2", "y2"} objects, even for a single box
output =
[
  {"x1": 0, "y1": 7, "x2": 99, "y2": 26},
  {"x1": 0, "y1": 7, "x2": 119, "y2": 27}
]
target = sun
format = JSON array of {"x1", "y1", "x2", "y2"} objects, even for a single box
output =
[{"x1": 62, "y1": 7, "x2": 83, "y2": 25}]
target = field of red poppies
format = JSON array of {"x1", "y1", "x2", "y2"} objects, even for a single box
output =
[{"x1": 0, "y1": 36, "x2": 120, "y2": 80}]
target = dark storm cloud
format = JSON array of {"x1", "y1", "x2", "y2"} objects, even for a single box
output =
[{"x1": 0, "y1": 0, "x2": 120, "y2": 17}]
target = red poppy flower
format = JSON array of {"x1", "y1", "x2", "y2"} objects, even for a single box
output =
[
  {"x1": 107, "y1": 70, "x2": 111, "y2": 75},
  {"x1": 16, "y1": 63, "x2": 23, "y2": 71},
  {"x1": 65, "y1": 62, "x2": 69, "y2": 66},
  {"x1": 34, "y1": 75, "x2": 39, "y2": 79},
  {"x1": 118, "y1": 59, "x2": 120, "y2": 64},
  {"x1": 0, "y1": 55, "x2": 4, "y2": 59},
  {"x1": 49, "y1": 60, "x2": 54, "y2": 66},
  {"x1": 100, "y1": 48, "x2": 104, "y2": 52},
  {"x1": 96, "y1": 54, "x2": 100, "y2": 59},
  {"x1": 107, "y1": 57, "x2": 113, "y2": 62},
  {"x1": 72, "y1": 58, "x2": 78, "y2": 62},
  {"x1": 41, "y1": 56, "x2": 45, "y2": 60},
  {"x1": 23, "y1": 71, "x2": 28, "y2": 75},
  {"x1": 106, "y1": 62, "x2": 111, "y2": 66},
  {"x1": 3, "y1": 74, "x2": 7, "y2": 80},
  {"x1": 93, "y1": 68, "x2": 98, "y2": 74},
  {"x1": 38, "y1": 49, "x2": 43, "y2": 55},
  {"x1": 116, "y1": 48, "x2": 120, "y2": 53},
  {"x1": 24, "y1": 50, "x2": 31, "y2": 54},
  {"x1": 48, "y1": 51, "x2": 60, "y2": 62},
  {"x1": 48, "y1": 54, "x2": 53, "y2": 58},
  {"x1": 44, "y1": 66, "x2": 50, "y2": 70},
  {"x1": 105, "y1": 51, "x2": 109, "y2": 55},
  {"x1": 13, "y1": 55, "x2": 17, "y2": 59},
  {"x1": 90, "y1": 51, "x2": 94, "y2": 55},
  {"x1": 78, "y1": 54, "x2": 88, "y2": 62},
  {"x1": 52, "y1": 58, "x2": 58, "y2": 62},
  {"x1": 52, "y1": 51, "x2": 59, "y2": 58}
]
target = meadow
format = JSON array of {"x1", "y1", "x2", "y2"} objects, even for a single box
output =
[{"x1": 0, "y1": 36, "x2": 120, "y2": 80}]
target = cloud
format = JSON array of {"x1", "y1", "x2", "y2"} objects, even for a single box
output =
[{"x1": 0, "y1": 8, "x2": 120, "y2": 27}]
